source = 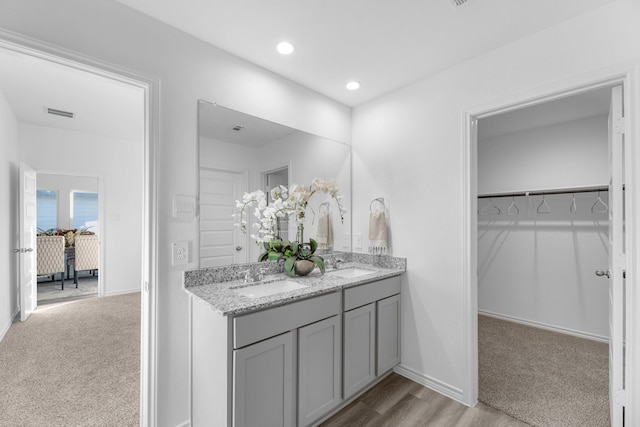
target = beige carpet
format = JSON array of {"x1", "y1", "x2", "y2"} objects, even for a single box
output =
[
  {"x1": 0, "y1": 292, "x2": 140, "y2": 426},
  {"x1": 479, "y1": 314, "x2": 609, "y2": 427}
]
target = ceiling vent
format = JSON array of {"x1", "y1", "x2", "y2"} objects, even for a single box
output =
[
  {"x1": 450, "y1": 0, "x2": 469, "y2": 6},
  {"x1": 46, "y1": 107, "x2": 74, "y2": 118}
]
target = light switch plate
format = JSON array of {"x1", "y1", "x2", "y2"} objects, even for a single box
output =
[
  {"x1": 343, "y1": 234, "x2": 350, "y2": 249},
  {"x1": 354, "y1": 234, "x2": 363, "y2": 250}
]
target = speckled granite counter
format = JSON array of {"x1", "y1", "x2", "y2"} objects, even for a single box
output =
[{"x1": 184, "y1": 252, "x2": 406, "y2": 316}]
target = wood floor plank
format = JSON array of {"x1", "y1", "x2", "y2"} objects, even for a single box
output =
[{"x1": 321, "y1": 373, "x2": 531, "y2": 427}]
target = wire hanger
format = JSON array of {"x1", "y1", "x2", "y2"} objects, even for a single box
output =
[
  {"x1": 537, "y1": 194, "x2": 551, "y2": 214},
  {"x1": 507, "y1": 196, "x2": 519, "y2": 216},
  {"x1": 370, "y1": 197, "x2": 386, "y2": 212},
  {"x1": 480, "y1": 198, "x2": 500, "y2": 215},
  {"x1": 569, "y1": 193, "x2": 577, "y2": 213},
  {"x1": 591, "y1": 191, "x2": 608, "y2": 213}
]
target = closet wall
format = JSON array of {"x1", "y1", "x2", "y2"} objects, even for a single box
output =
[{"x1": 478, "y1": 114, "x2": 610, "y2": 340}]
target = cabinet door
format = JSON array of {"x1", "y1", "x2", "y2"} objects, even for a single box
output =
[
  {"x1": 343, "y1": 303, "x2": 376, "y2": 399},
  {"x1": 298, "y1": 315, "x2": 342, "y2": 426},
  {"x1": 377, "y1": 294, "x2": 401, "y2": 375},
  {"x1": 233, "y1": 331, "x2": 295, "y2": 427}
]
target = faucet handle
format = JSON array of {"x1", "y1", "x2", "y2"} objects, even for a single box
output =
[{"x1": 241, "y1": 270, "x2": 253, "y2": 283}]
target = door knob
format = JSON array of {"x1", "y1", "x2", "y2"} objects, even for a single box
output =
[
  {"x1": 595, "y1": 269, "x2": 611, "y2": 278},
  {"x1": 236, "y1": 246, "x2": 243, "y2": 251}
]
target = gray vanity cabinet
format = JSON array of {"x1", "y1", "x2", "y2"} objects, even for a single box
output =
[
  {"x1": 343, "y1": 302, "x2": 376, "y2": 399},
  {"x1": 376, "y1": 294, "x2": 401, "y2": 375},
  {"x1": 298, "y1": 315, "x2": 342, "y2": 426},
  {"x1": 233, "y1": 331, "x2": 296, "y2": 427},
  {"x1": 342, "y1": 276, "x2": 401, "y2": 400}
]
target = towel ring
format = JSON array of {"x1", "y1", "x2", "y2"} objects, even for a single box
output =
[
  {"x1": 370, "y1": 197, "x2": 386, "y2": 212},
  {"x1": 318, "y1": 202, "x2": 331, "y2": 214}
]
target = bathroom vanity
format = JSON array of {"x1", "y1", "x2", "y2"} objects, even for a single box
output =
[{"x1": 184, "y1": 253, "x2": 405, "y2": 427}]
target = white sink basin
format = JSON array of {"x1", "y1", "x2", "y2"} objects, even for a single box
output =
[
  {"x1": 327, "y1": 267, "x2": 376, "y2": 279},
  {"x1": 232, "y1": 280, "x2": 308, "y2": 299}
]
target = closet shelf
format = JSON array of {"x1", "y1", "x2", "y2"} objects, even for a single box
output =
[{"x1": 478, "y1": 185, "x2": 609, "y2": 199}]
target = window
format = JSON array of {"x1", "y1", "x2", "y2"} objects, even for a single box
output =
[
  {"x1": 36, "y1": 190, "x2": 57, "y2": 232},
  {"x1": 71, "y1": 192, "x2": 98, "y2": 230}
]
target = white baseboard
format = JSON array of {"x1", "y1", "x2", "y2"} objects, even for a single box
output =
[
  {"x1": 478, "y1": 310, "x2": 609, "y2": 343},
  {"x1": 0, "y1": 307, "x2": 19, "y2": 344},
  {"x1": 102, "y1": 288, "x2": 141, "y2": 297},
  {"x1": 394, "y1": 364, "x2": 466, "y2": 405}
]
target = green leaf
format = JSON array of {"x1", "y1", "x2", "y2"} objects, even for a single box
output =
[
  {"x1": 271, "y1": 239, "x2": 283, "y2": 251},
  {"x1": 284, "y1": 257, "x2": 296, "y2": 277},
  {"x1": 310, "y1": 255, "x2": 325, "y2": 274},
  {"x1": 309, "y1": 238, "x2": 318, "y2": 253},
  {"x1": 290, "y1": 241, "x2": 299, "y2": 254},
  {"x1": 263, "y1": 241, "x2": 270, "y2": 251},
  {"x1": 258, "y1": 252, "x2": 269, "y2": 262},
  {"x1": 267, "y1": 252, "x2": 283, "y2": 261}
]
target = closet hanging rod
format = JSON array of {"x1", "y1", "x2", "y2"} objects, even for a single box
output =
[{"x1": 478, "y1": 185, "x2": 611, "y2": 199}]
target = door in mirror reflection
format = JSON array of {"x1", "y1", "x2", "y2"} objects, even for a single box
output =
[{"x1": 199, "y1": 168, "x2": 248, "y2": 267}]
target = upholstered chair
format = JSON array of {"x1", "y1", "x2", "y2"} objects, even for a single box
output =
[
  {"x1": 74, "y1": 234, "x2": 99, "y2": 286},
  {"x1": 37, "y1": 235, "x2": 66, "y2": 289}
]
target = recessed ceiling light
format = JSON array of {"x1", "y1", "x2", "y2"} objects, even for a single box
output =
[
  {"x1": 276, "y1": 42, "x2": 295, "y2": 55},
  {"x1": 346, "y1": 81, "x2": 361, "y2": 91}
]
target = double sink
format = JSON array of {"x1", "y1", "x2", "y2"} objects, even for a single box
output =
[{"x1": 231, "y1": 267, "x2": 376, "y2": 299}]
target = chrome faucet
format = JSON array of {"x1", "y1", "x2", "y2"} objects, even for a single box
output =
[{"x1": 328, "y1": 258, "x2": 345, "y2": 269}]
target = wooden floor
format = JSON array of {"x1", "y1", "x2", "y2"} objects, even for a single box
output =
[{"x1": 319, "y1": 373, "x2": 530, "y2": 427}]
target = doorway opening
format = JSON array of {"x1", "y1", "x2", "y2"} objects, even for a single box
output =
[
  {"x1": 464, "y1": 73, "x2": 632, "y2": 426},
  {"x1": 475, "y1": 85, "x2": 617, "y2": 426},
  {"x1": 36, "y1": 173, "x2": 101, "y2": 305},
  {"x1": 1, "y1": 35, "x2": 155, "y2": 424}
]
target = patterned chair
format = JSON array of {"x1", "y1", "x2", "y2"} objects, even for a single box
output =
[
  {"x1": 74, "y1": 234, "x2": 99, "y2": 286},
  {"x1": 37, "y1": 235, "x2": 66, "y2": 289}
]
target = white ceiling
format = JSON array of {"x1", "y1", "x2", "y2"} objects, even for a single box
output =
[
  {"x1": 0, "y1": 47, "x2": 144, "y2": 143},
  {"x1": 113, "y1": 0, "x2": 616, "y2": 107}
]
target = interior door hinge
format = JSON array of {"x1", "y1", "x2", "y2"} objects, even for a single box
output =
[{"x1": 614, "y1": 117, "x2": 625, "y2": 134}]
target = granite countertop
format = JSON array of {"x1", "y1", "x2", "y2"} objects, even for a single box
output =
[{"x1": 184, "y1": 256, "x2": 405, "y2": 317}]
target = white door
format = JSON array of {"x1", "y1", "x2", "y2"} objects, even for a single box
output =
[
  {"x1": 18, "y1": 163, "x2": 37, "y2": 321},
  {"x1": 606, "y1": 84, "x2": 625, "y2": 426},
  {"x1": 199, "y1": 168, "x2": 248, "y2": 267}
]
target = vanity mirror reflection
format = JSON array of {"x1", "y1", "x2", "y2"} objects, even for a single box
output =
[{"x1": 197, "y1": 100, "x2": 351, "y2": 268}]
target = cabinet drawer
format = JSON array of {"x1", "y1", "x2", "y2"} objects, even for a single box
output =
[
  {"x1": 343, "y1": 276, "x2": 401, "y2": 311},
  {"x1": 234, "y1": 292, "x2": 341, "y2": 349}
]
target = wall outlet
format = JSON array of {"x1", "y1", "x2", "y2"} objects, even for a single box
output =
[
  {"x1": 343, "y1": 234, "x2": 351, "y2": 249},
  {"x1": 172, "y1": 241, "x2": 189, "y2": 266},
  {"x1": 354, "y1": 234, "x2": 363, "y2": 250}
]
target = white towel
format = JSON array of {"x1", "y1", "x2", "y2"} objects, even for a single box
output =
[
  {"x1": 368, "y1": 211, "x2": 387, "y2": 254},
  {"x1": 316, "y1": 212, "x2": 333, "y2": 249}
]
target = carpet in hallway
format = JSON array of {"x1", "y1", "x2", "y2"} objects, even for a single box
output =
[{"x1": 0, "y1": 292, "x2": 140, "y2": 426}]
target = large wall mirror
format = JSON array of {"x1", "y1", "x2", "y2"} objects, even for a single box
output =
[{"x1": 198, "y1": 100, "x2": 351, "y2": 268}]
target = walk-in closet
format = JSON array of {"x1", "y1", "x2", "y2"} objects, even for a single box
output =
[{"x1": 476, "y1": 86, "x2": 621, "y2": 427}]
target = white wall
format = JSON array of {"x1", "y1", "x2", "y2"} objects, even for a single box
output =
[
  {"x1": 478, "y1": 115, "x2": 609, "y2": 194},
  {"x1": 352, "y1": 0, "x2": 640, "y2": 400},
  {"x1": 0, "y1": 1, "x2": 351, "y2": 425},
  {"x1": 0, "y1": 87, "x2": 19, "y2": 341},
  {"x1": 18, "y1": 123, "x2": 143, "y2": 296},
  {"x1": 477, "y1": 116, "x2": 609, "y2": 339}
]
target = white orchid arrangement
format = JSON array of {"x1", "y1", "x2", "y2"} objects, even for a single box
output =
[
  {"x1": 233, "y1": 178, "x2": 346, "y2": 276},
  {"x1": 233, "y1": 177, "x2": 346, "y2": 244}
]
